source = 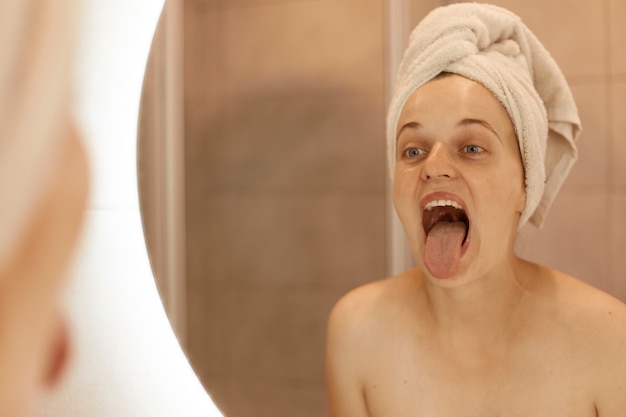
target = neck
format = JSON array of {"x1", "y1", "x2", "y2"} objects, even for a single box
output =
[{"x1": 422, "y1": 257, "x2": 533, "y2": 350}]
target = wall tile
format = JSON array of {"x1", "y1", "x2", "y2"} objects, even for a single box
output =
[
  {"x1": 222, "y1": 0, "x2": 384, "y2": 95},
  {"x1": 410, "y1": 0, "x2": 444, "y2": 25},
  {"x1": 609, "y1": 0, "x2": 626, "y2": 75},
  {"x1": 562, "y1": 82, "x2": 608, "y2": 190},
  {"x1": 186, "y1": 92, "x2": 385, "y2": 191},
  {"x1": 224, "y1": 0, "x2": 319, "y2": 6},
  {"x1": 230, "y1": 289, "x2": 338, "y2": 382},
  {"x1": 184, "y1": 100, "x2": 224, "y2": 197},
  {"x1": 516, "y1": 191, "x2": 610, "y2": 294},
  {"x1": 184, "y1": 6, "x2": 220, "y2": 102},
  {"x1": 609, "y1": 193, "x2": 626, "y2": 302},
  {"x1": 186, "y1": 0, "x2": 220, "y2": 10},
  {"x1": 186, "y1": 290, "x2": 235, "y2": 376},
  {"x1": 498, "y1": 0, "x2": 606, "y2": 78},
  {"x1": 229, "y1": 377, "x2": 328, "y2": 417},
  {"x1": 185, "y1": 192, "x2": 386, "y2": 290},
  {"x1": 610, "y1": 82, "x2": 626, "y2": 187}
]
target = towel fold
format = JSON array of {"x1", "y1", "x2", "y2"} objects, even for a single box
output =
[{"x1": 387, "y1": 3, "x2": 581, "y2": 228}]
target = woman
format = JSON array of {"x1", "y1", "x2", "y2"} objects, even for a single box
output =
[
  {"x1": 326, "y1": 4, "x2": 626, "y2": 416},
  {"x1": 0, "y1": 1, "x2": 89, "y2": 416}
]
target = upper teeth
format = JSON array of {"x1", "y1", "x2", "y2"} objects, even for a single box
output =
[{"x1": 425, "y1": 199, "x2": 462, "y2": 211}]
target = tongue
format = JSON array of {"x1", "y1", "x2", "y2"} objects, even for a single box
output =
[{"x1": 424, "y1": 221, "x2": 466, "y2": 279}]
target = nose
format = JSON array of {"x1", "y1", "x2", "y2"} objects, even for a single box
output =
[{"x1": 420, "y1": 143, "x2": 457, "y2": 181}]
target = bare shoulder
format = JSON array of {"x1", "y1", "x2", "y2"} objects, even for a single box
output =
[
  {"x1": 545, "y1": 267, "x2": 626, "y2": 334},
  {"x1": 326, "y1": 271, "x2": 422, "y2": 417},
  {"x1": 539, "y1": 267, "x2": 626, "y2": 416},
  {"x1": 328, "y1": 269, "x2": 422, "y2": 337}
]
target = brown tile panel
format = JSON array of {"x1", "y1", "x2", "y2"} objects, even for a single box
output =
[
  {"x1": 186, "y1": 290, "x2": 235, "y2": 376},
  {"x1": 185, "y1": 192, "x2": 386, "y2": 290},
  {"x1": 223, "y1": 0, "x2": 323, "y2": 8},
  {"x1": 229, "y1": 376, "x2": 328, "y2": 417},
  {"x1": 563, "y1": 82, "x2": 608, "y2": 190},
  {"x1": 516, "y1": 191, "x2": 611, "y2": 294},
  {"x1": 609, "y1": 193, "x2": 626, "y2": 302},
  {"x1": 184, "y1": 6, "x2": 220, "y2": 102},
  {"x1": 410, "y1": 0, "x2": 445, "y2": 25},
  {"x1": 221, "y1": 0, "x2": 384, "y2": 95},
  {"x1": 611, "y1": 82, "x2": 626, "y2": 188},
  {"x1": 229, "y1": 288, "x2": 339, "y2": 382},
  {"x1": 609, "y1": 0, "x2": 626, "y2": 75},
  {"x1": 186, "y1": 0, "x2": 221, "y2": 10},
  {"x1": 185, "y1": 90, "x2": 386, "y2": 192}
]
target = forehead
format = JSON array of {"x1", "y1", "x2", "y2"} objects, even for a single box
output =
[{"x1": 397, "y1": 74, "x2": 515, "y2": 139}]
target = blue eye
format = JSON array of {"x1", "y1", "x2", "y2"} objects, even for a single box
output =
[
  {"x1": 404, "y1": 148, "x2": 425, "y2": 158},
  {"x1": 464, "y1": 145, "x2": 484, "y2": 154}
]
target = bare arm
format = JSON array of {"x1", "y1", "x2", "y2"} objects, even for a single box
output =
[{"x1": 326, "y1": 293, "x2": 371, "y2": 417}]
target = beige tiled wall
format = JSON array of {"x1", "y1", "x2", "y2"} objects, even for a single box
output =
[
  {"x1": 183, "y1": 1, "x2": 385, "y2": 416},
  {"x1": 182, "y1": 0, "x2": 626, "y2": 416}
]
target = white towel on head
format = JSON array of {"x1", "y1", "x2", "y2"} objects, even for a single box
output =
[
  {"x1": 0, "y1": 0, "x2": 76, "y2": 267},
  {"x1": 386, "y1": 3, "x2": 581, "y2": 228}
]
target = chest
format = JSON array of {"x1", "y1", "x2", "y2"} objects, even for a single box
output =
[{"x1": 363, "y1": 339, "x2": 598, "y2": 417}]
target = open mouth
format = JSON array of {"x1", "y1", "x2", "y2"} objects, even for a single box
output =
[
  {"x1": 422, "y1": 199, "x2": 470, "y2": 245},
  {"x1": 421, "y1": 198, "x2": 470, "y2": 278}
]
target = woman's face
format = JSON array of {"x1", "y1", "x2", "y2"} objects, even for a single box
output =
[
  {"x1": 393, "y1": 74, "x2": 525, "y2": 285},
  {"x1": 0, "y1": 119, "x2": 88, "y2": 417}
]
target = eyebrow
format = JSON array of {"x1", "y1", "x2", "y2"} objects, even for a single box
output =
[
  {"x1": 396, "y1": 118, "x2": 502, "y2": 142},
  {"x1": 458, "y1": 118, "x2": 502, "y2": 142},
  {"x1": 395, "y1": 121, "x2": 421, "y2": 139}
]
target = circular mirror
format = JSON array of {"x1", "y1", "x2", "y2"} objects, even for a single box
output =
[
  {"x1": 138, "y1": 2, "x2": 389, "y2": 415},
  {"x1": 139, "y1": 1, "x2": 625, "y2": 416}
]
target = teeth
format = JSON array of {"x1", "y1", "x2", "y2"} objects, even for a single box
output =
[{"x1": 424, "y1": 199, "x2": 462, "y2": 211}]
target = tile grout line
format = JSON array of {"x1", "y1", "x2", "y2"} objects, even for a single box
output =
[{"x1": 604, "y1": 0, "x2": 616, "y2": 289}]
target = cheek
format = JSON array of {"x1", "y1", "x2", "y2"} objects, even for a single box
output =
[
  {"x1": 486, "y1": 162, "x2": 525, "y2": 216},
  {"x1": 391, "y1": 171, "x2": 421, "y2": 238},
  {"x1": 391, "y1": 170, "x2": 415, "y2": 214}
]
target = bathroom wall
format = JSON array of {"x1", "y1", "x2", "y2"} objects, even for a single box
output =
[
  {"x1": 183, "y1": 1, "x2": 386, "y2": 416},
  {"x1": 182, "y1": 1, "x2": 626, "y2": 416}
]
